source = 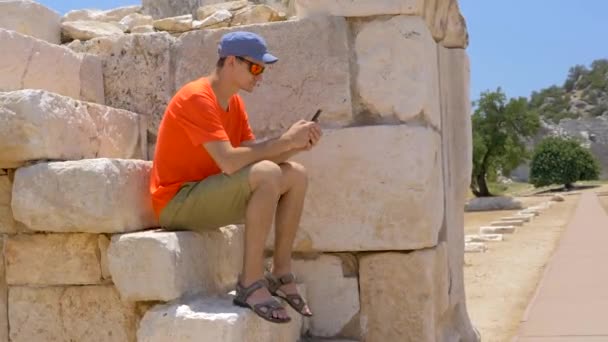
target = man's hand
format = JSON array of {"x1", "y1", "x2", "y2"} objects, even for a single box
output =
[{"x1": 281, "y1": 120, "x2": 319, "y2": 150}]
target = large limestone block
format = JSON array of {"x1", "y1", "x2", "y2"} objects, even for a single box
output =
[
  {"x1": 442, "y1": 0, "x2": 468, "y2": 48},
  {"x1": 422, "y1": 0, "x2": 452, "y2": 42},
  {"x1": 5, "y1": 234, "x2": 102, "y2": 285},
  {"x1": 0, "y1": 0, "x2": 61, "y2": 44},
  {"x1": 355, "y1": 16, "x2": 441, "y2": 129},
  {"x1": 68, "y1": 32, "x2": 176, "y2": 137},
  {"x1": 175, "y1": 16, "x2": 351, "y2": 138},
  {"x1": 0, "y1": 29, "x2": 80, "y2": 99},
  {"x1": 274, "y1": 125, "x2": 443, "y2": 252},
  {"x1": 0, "y1": 90, "x2": 146, "y2": 168},
  {"x1": 295, "y1": 0, "x2": 423, "y2": 17},
  {"x1": 138, "y1": 295, "x2": 303, "y2": 342},
  {"x1": 0, "y1": 236, "x2": 7, "y2": 342},
  {"x1": 61, "y1": 20, "x2": 125, "y2": 41},
  {"x1": 142, "y1": 0, "x2": 224, "y2": 19},
  {"x1": 108, "y1": 226, "x2": 243, "y2": 301},
  {"x1": 63, "y1": 6, "x2": 142, "y2": 23},
  {"x1": 0, "y1": 175, "x2": 20, "y2": 234},
  {"x1": 360, "y1": 243, "x2": 449, "y2": 342},
  {"x1": 196, "y1": 0, "x2": 249, "y2": 20},
  {"x1": 230, "y1": 4, "x2": 286, "y2": 26},
  {"x1": 293, "y1": 254, "x2": 359, "y2": 337},
  {"x1": 9, "y1": 285, "x2": 137, "y2": 342},
  {"x1": 0, "y1": 29, "x2": 104, "y2": 103},
  {"x1": 12, "y1": 159, "x2": 157, "y2": 233}
]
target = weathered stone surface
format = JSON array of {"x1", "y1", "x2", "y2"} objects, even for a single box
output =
[
  {"x1": 0, "y1": 0, "x2": 61, "y2": 44},
  {"x1": 479, "y1": 226, "x2": 516, "y2": 235},
  {"x1": 270, "y1": 125, "x2": 443, "y2": 252},
  {"x1": 61, "y1": 20, "x2": 125, "y2": 41},
  {"x1": 143, "y1": 0, "x2": 209, "y2": 19},
  {"x1": 0, "y1": 175, "x2": 19, "y2": 234},
  {"x1": 552, "y1": 194, "x2": 565, "y2": 202},
  {"x1": 193, "y1": 10, "x2": 232, "y2": 29},
  {"x1": 0, "y1": 29, "x2": 82, "y2": 100},
  {"x1": 98, "y1": 235, "x2": 112, "y2": 280},
  {"x1": 196, "y1": 0, "x2": 249, "y2": 19},
  {"x1": 108, "y1": 226, "x2": 243, "y2": 301},
  {"x1": 465, "y1": 234, "x2": 504, "y2": 243},
  {"x1": 120, "y1": 13, "x2": 154, "y2": 31},
  {"x1": 292, "y1": 255, "x2": 359, "y2": 337},
  {"x1": 295, "y1": 0, "x2": 423, "y2": 17},
  {"x1": 63, "y1": 5, "x2": 142, "y2": 23},
  {"x1": 68, "y1": 32, "x2": 175, "y2": 137},
  {"x1": 465, "y1": 196, "x2": 523, "y2": 211},
  {"x1": 423, "y1": 0, "x2": 452, "y2": 42},
  {"x1": 355, "y1": 16, "x2": 440, "y2": 128},
  {"x1": 490, "y1": 220, "x2": 524, "y2": 227},
  {"x1": 80, "y1": 54, "x2": 106, "y2": 104},
  {"x1": 441, "y1": 0, "x2": 468, "y2": 48},
  {"x1": 464, "y1": 242, "x2": 487, "y2": 253},
  {"x1": 501, "y1": 215, "x2": 531, "y2": 222},
  {"x1": 359, "y1": 243, "x2": 449, "y2": 342},
  {"x1": 5, "y1": 234, "x2": 102, "y2": 285},
  {"x1": 255, "y1": 0, "x2": 295, "y2": 16},
  {"x1": 0, "y1": 90, "x2": 146, "y2": 168},
  {"x1": 153, "y1": 14, "x2": 193, "y2": 32},
  {"x1": 175, "y1": 16, "x2": 351, "y2": 138},
  {"x1": 12, "y1": 158, "x2": 157, "y2": 233},
  {"x1": 437, "y1": 46, "x2": 478, "y2": 342},
  {"x1": 131, "y1": 24, "x2": 156, "y2": 33},
  {"x1": 9, "y1": 285, "x2": 137, "y2": 342},
  {"x1": 0, "y1": 236, "x2": 7, "y2": 342},
  {"x1": 231, "y1": 4, "x2": 285, "y2": 26},
  {"x1": 138, "y1": 295, "x2": 303, "y2": 342}
]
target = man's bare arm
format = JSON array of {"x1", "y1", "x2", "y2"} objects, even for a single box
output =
[
  {"x1": 203, "y1": 137, "x2": 292, "y2": 175},
  {"x1": 242, "y1": 139, "x2": 307, "y2": 164}
]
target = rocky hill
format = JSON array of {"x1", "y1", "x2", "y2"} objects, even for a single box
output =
[{"x1": 510, "y1": 59, "x2": 608, "y2": 180}]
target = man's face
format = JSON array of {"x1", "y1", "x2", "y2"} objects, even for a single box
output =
[{"x1": 230, "y1": 56, "x2": 265, "y2": 93}]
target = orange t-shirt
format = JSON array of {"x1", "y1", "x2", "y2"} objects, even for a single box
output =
[{"x1": 149, "y1": 77, "x2": 255, "y2": 218}]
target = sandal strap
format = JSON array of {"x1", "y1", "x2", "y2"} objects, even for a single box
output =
[
  {"x1": 266, "y1": 272, "x2": 296, "y2": 292},
  {"x1": 283, "y1": 293, "x2": 306, "y2": 311},
  {"x1": 235, "y1": 279, "x2": 267, "y2": 303}
]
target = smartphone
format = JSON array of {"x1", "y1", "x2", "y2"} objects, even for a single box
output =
[{"x1": 311, "y1": 109, "x2": 322, "y2": 122}]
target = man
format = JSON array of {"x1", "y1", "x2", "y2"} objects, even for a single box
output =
[{"x1": 150, "y1": 31, "x2": 320, "y2": 324}]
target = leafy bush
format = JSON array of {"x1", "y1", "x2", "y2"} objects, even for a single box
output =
[{"x1": 530, "y1": 136, "x2": 600, "y2": 188}]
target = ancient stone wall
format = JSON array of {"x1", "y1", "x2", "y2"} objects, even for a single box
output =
[{"x1": 0, "y1": 0, "x2": 477, "y2": 341}]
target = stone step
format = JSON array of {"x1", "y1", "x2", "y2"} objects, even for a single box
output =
[
  {"x1": 464, "y1": 242, "x2": 487, "y2": 253},
  {"x1": 501, "y1": 215, "x2": 532, "y2": 223},
  {"x1": 480, "y1": 226, "x2": 516, "y2": 235},
  {"x1": 490, "y1": 220, "x2": 524, "y2": 227},
  {"x1": 518, "y1": 209, "x2": 540, "y2": 216},
  {"x1": 0, "y1": 29, "x2": 103, "y2": 103},
  {"x1": 11, "y1": 158, "x2": 156, "y2": 233},
  {"x1": 465, "y1": 234, "x2": 504, "y2": 243},
  {"x1": 0, "y1": 1, "x2": 61, "y2": 44},
  {"x1": 108, "y1": 227, "x2": 243, "y2": 302},
  {"x1": 137, "y1": 294, "x2": 305, "y2": 342},
  {"x1": 0, "y1": 89, "x2": 147, "y2": 168}
]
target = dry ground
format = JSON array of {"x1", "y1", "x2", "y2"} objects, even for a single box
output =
[{"x1": 462, "y1": 187, "x2": 606, "y2": 342}]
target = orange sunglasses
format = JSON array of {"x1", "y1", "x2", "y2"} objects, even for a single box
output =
[{"x1": 236, "y1": 56, "x2": 265, "y2": 76}]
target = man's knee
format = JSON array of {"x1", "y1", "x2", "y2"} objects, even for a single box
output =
[
  {"x1": 279, "y1": 161, "x2": 308, "y2": 193},
  {"x1": 249, "y1": 160, "x2": 282, "y2": 193}
]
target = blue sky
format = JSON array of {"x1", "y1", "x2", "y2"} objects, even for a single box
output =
[{"x1": 42, "y1": 0, "x2": 608, "y2": 101}]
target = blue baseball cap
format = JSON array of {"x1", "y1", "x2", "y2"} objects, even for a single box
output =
[{"x1": 218, "y1": 31, "x2": 278, "y2": 64}]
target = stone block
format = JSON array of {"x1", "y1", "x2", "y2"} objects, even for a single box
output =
[
  {"x1": 0, "y1": 236, "x2": 7, "y2": 342},
  {"x1": 12, "y1": 158, "x2": 157, "y2": 233},
  {"x1": 292, "y1": 254, "x2": 359, "y2": 337},
  {"x1": 465, "y1": 234, "x2": 504, "y2": 243},
  {"x1": 68, "y1": 32, "x2": 176, "y2": 138},
  {"x1": 9, "y1": 285, "x2": 137, "y2": 342},
  {"x1": 0, "y1": 0, "x2": 61, "y2": 44},
  {"x1": 5, "y1": 233, "x2": 102, "y2": 285},
  {"x1": 61, "y1": 21, "x2": 125, "y2": 42},
  {"x1": 175, "y1": 16, "x2": 352, "y2": 138},
  {"x1": 479, "y1": 226, "x2": 516, "y2": 235},
  {"x1": 464, "y1": 242, "x2": 487, "y2": 253},
  {"x1": 79, "y1": 54, "x2": 106, "y2": 104},
  {"x1": 501, "y1": 215, "x2": 531, "y2": 222},
  {"x1": 490, "y1": 220, "x2": 524, "y2": 227},
  {"x1": 137, "y1": 295, "x2": 303, "y2": 342},
  {"x1": 465, "y1": 196, "x2": 523, "y2": 211},
  {"x1": 270, "y1": 125, "x2": 443, "y2": 252},
  {"x1": 108, "y1": 226, "x2": 243, "y2": 301},
  {"x1": 0, "y1": 90, "x2": 146, "y2": 168},
  {"x1": 63, "y1": 6, "x2": 142, "y2": 23},
  {"x1": 295, "y1": 0, "x2": 423, "y2": 17},
  {"x1": 359, "y1": 243, "x2": 448, "y2": 342},
  {"x1": 354, "y1": 16, "x2": 440, "y2": 128},
  {"x1": 0, "y1": 175, "x2": 20, "y2": 234}
]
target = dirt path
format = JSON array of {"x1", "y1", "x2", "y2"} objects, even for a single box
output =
[{"x1": 463, "y1": 193, "x2": 582, "y2": 342}]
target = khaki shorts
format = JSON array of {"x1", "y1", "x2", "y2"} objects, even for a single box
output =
[{"x1": 159, "y1": 166, "x2": 252, "y2": 232}]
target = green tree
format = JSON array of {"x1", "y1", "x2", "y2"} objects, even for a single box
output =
[
  {"x1": 529, "y1": 136, "x2": 600, "y2": 190},
  {"x1": 471, "y1": 88, "x2": 541, "y2": 197},
  {"x1": 563, "y1": 64, "x2": 589, "y2": 92}
]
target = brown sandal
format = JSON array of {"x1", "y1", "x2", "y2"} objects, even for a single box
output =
[
  {"x1": 266, "y1": 273, "x2": 313, "y2": 317},
  {"x1": 233, "y1": 279, "x2": 291, "y2": 324}
]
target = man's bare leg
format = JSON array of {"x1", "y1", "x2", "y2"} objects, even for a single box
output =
[
  {"x1": 240, "y1": 160, "x2": 288, "y2": 320},
  {"x1": 272, "y1": 161, "x2": 312, "y2": 315}
]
